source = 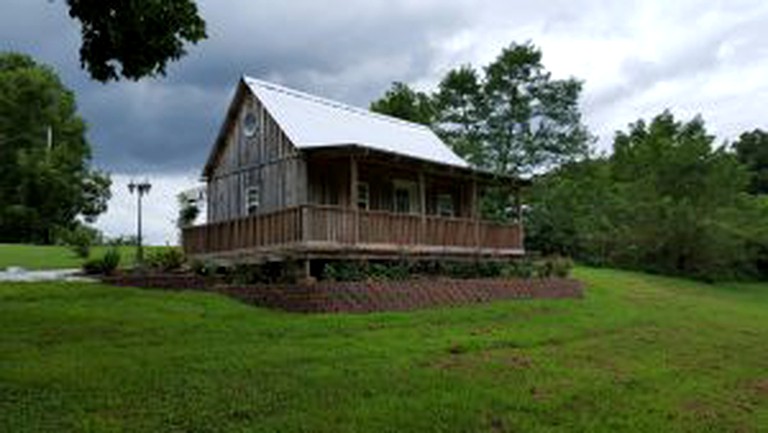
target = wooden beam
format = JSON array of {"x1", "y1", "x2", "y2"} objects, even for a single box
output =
[
  {"x1": 419, "y1": 170, "x2": 427, "y2": 244},
  {"x1": 472, "y1": 177, "x2": 480, "y2": 251},
  {"x1": 350, "y1": 155, "x2": 359, "y2": 244}
]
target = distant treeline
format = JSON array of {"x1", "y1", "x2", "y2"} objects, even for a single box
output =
[{"x1": 526, "y1": 114, "x2": 768, "y2": 281}]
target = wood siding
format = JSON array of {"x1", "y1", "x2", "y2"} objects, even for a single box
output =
[{"x1": 207, "y1": 92, "x2": 306, "y2": 223}]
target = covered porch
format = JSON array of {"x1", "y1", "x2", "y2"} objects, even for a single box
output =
[{"x1": 183, "y1": 147, "x2": 525, "y2": 262}]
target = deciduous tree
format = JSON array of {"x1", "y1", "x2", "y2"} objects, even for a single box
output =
[
  {"x1": 370, "y1": 82, "x2": 435, "y2": 126},
  {"x1": 733, "y1": 129, "x2": 768, "y2": 195},
  {"x1": 0, "y1": 52, "x2": 111, "y2": 243},
  {"x1": 65, "y1": 0, "x2": 207, "y2": 82}
]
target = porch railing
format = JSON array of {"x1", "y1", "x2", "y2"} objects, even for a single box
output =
[{"x1": 182, "y1": 204, "x2": 522, "y2": 255}]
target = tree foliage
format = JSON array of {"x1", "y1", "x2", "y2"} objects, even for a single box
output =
[
  {"x1": 371, "y1": 42, "x2": 591, "y2": 177},
  {"x1": 733, "y1": 129, "x2": 768, "y2": 195},
  {"x1": 480, "y1": 43, "x2": 591, "y2": 175},
  {"x1": 369, "y1": 82, "x2": 435, "y2": 126},
  {"x1": 0, "y1": 52, "x2": 111, "y2": 244},
  {"x1": 527, "y1": 111, "x2": 768, "y2": 281},
  {"x1": 65, "y1": 0, "x2": 207, "y2": 82}
]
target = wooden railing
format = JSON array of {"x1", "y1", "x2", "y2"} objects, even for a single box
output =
[
  {"x1": 182, "y1": 207, "x2": 303, "y2": 255},
  {"x1": 182, "y1": 204, "x2": 522, "y2": 256}
]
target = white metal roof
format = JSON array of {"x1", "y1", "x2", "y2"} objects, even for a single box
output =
[{"x1": 242, "y1": 76, "x2": 470, "y2": 168}]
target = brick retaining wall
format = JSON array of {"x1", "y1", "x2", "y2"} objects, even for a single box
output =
[{"x1": 103, "y1": 275, "x2": 583, "y2": 313}]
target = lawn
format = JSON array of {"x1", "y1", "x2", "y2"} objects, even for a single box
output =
[
  {"x1": 0, "y1": 244, "x2": 171, "y2": 270},
  {"x1": 1, "y1": 268, "x2": 766, "y2": 432}
]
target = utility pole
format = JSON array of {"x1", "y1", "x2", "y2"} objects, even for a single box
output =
[{"x1": 128, "y1": 179, "x2": 152, "y2": 266}]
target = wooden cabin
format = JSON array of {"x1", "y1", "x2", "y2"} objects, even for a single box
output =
[{"x1": 182, "y1": 77, "x2": 524, "y2": 273}]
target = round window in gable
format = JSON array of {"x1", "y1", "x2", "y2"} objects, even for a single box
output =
[{"x1": 242, "y1": 111, "x2": 259, "y2": 137}]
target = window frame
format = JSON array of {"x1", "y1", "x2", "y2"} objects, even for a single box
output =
[
  {"x1": 357, "y1": 181, "x2": 370, "y2": 210},
  {"x1": 436, "y1": 193, "x2": 455, "y2": 217},
  {"x1": 245, "y1": 184, "x2": 260, "y2": 215}
]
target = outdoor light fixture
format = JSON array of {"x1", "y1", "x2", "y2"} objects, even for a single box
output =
[{"x1": 128, "y1": 179, "x2": 152, "y2": 266}]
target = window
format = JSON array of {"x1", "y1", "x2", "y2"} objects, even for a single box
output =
[
  {"x1": 245, "y1": 185, "x2": 260, "y2": 215},
  {"x1": 437, "y1": 193, "x2": 455, "y2": 217},
  {"x1": 394, "y1": 188, "x2": 410, "y2": 213},
  {"x1": 393, "y1": 180, "x2": 418, "y2": 214},
  {"x1": 357, "y1": 182, "x2": 370, "y2": 210},
  {"x1": 242, "y1": 111, "x2": 259, "y2": 137}
]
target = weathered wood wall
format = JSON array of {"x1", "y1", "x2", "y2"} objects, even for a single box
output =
[{"x1": 207, "y1": 91, "x2": 307, "y2": 223}]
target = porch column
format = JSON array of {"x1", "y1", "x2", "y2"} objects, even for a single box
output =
[
  {"x1": 472, "y1": 178, "x2": 480, "y2": 250},
  {"x1": 514, "y1": 185, "x2": 523, "y2": 249},
  {"x1": 350, "y1": 155, "x2": 359, "y2": 244},
  {"x1": 419, "y1": 171, "x2": 426, "y2": 244}
]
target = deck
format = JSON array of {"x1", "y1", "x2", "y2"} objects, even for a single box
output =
[{"x1": 182, "y1": 204, "x2": 523, "y2": 262}]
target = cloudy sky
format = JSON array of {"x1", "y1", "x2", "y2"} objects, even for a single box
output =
[{"x1": 3, "y1": 0, "x2": 768, "y2": 244}]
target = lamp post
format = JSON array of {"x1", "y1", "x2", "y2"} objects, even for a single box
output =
[{"x1": 128, "y1": 179, "x2": 152, "y2": 266}]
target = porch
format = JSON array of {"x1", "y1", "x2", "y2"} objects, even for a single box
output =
[{"x1": 182, "y1": 204, "x2": 523, "y2": 262}]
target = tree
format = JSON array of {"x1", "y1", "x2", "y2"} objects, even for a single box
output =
[
  {"x1": 0, "y1": 52, "x2": 111, "y2": 243},
  {"x1": 482, "y1": 42, "x2": 591, "y2": 176},
  {"x1": 65, "y1": 0, "x2": 207, "y2": 82},
  {"x1": 371, "y1": 42, "x2": 591, "y2": 177},
  {"x1": 433, "y1": 65, "x2": 486, "y2": 166},
  {"x1": 733, "y1": 129, "x2": 768, "y2": 195},
  {"x1": 370, "y1": 82, "x2": 435, "y2": 126},
  {"x1": 527, "y1": 110, "x2": 768, "y2": 281}
]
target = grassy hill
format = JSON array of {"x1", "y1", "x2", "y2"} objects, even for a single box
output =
[
  {"x1": 1, "y1": 268, "x2": 766, "y2": 432},
  {"x1": 0, "y1": 244, "x2": 171, "y2": 270}
]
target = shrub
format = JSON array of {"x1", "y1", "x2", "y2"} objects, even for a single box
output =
[
  {"x1": 82, "y1": 258, "x2": 103, "y2": 275},
  {"x1": 190, "y1": 259, "x2": 216, "y2": 277},
  {"x1": 70, "y1": 242, "x2": 91, "y2": 260},
  {"x1": 101, "y1": 248, "x2": 121, "y2": 275},
  {"x1": 535, "y1": 259, "x2": 554, "y2": 278},
  {"x1": 81, "y1": 248, "x2": 121, "y2": 275},
  {"x1": 531, "y1": 256, "x2": 574, "y2": 278},
  {"x1": 502, "y1": 258, "x2": 535, "y2": 279},
  {"x1": 57, "y1": 224, "x2": 105, "y2": 259},
  {"x1": 550, "y1": 256, "x2": 574, "y2": 278},
  {"x1": 146, "y1": 248, "x2": 185, "y2": 272},
  {"x1": 322, "y1": 261, "x2": 365, "y2": 282}
]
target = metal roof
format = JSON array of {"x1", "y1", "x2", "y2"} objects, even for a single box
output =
[{"x1": 242, "y1": 76, "x2": 470, "y2": 168}]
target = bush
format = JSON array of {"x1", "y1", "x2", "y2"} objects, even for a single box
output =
[
  {"x1": 502, "y1": 258, "x2": 535, "y2": 279},
  {"x1": 550, "y1": 256, "x2": 573, "y2": 277},
  {"x1": 190, "y1": 259, "x2": 216, "y2": 277},
  {"x1": 81, "y1": 248, "x2": 121, "y2": 275},
  {"x1": 531, "y1": 256, "x2": 574, "y2": 279},
  {"x1": 322, "y1": 261, "x2": 365, "y2": 282},
  {"x1": 146, "y1": 248, "x2": 185, "y2": 272},
  {"x1": 70, "y1": 242, "x2": 91, "y2": 260},
  {"x1": 59, "y1": 225, "x2": 103, "y2": 259}
]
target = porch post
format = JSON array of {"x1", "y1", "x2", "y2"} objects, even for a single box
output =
[
  {"x1": 514, "y1": 185, "x2": 523, "y2": 249},
  {"x1": 472, "y1": 177, "x2": 480, "y2": 250},
  {"x1": 350, "y1": 155, "x2": 359, "y2": 244},
  {"x1": 419, "y1": 170, "x2": 426, "y2": 244}
]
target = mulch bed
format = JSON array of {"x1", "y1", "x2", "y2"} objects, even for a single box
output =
[{"x1": 102, "y1": 274, "x2": 584, "y2": 313}]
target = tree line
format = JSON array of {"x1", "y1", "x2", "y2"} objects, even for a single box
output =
[{"x1": 371, "y1": 42, "x2": 768, "y2": 281}]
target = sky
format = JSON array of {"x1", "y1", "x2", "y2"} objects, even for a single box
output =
[{"x1": 2, "y1": 0, "x2": 768, "y2": 244}]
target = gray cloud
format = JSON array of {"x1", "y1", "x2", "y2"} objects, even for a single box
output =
[{"x1": 1, "y1": 0, "x2": 471, "y2": 175}]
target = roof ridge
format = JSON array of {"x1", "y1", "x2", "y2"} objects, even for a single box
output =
[{"x1": 242, "y1": 75, "x2": 433, "y2": 133}]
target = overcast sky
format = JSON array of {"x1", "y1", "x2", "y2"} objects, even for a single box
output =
[{"x1": 3, "y1": 0, "x2": 768, "y2": 244}]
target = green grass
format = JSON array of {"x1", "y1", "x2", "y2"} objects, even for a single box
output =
[
  {"x1": 0, "y1": 244, "x2": 170, "y2": 270},
  {"x1": 1, "y1": 268, "x2": 767, "y2": 432}
]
